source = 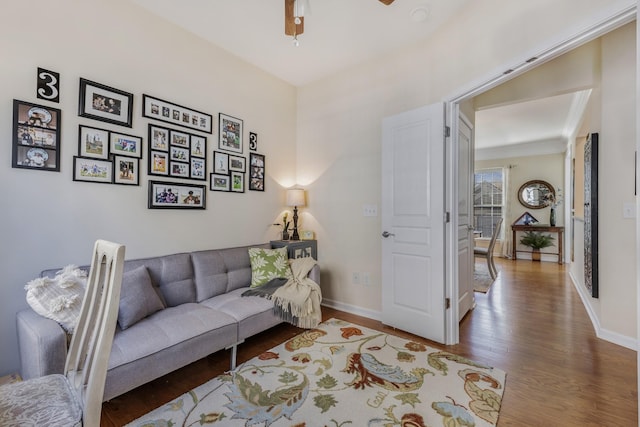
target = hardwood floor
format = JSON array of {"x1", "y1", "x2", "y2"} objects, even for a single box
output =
[{"x1": 101, "y1": 259, "x2": 637, "y2": 426}]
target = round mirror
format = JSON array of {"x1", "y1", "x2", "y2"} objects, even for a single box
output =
[{"x1": 517, "y1": 180, "x2": 555, "y2": 209}]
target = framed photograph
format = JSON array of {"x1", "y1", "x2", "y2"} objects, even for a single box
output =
[
  {"x1": 231, "y1": 171, "x2": 245, "y2": 193},
  {"x1": 170, "y1": 130, "x2": 190, "y2": 148},
  {"x1": 78, "y1": 78, "x2": 133, "y2": 127},
  {"x1": 229, "y1": 155, "x2": 246, "y2": 172},
  {"x1": 191, "y1": 157, "x2": 206, "y2": 180},
  {"x1": 218, "y1": 113, "x2": 243, "y2": 153},
  {"x1": 150, "y1": 151, "x2": 169, "y2": 175},
  {"x1": 13, "y1": 100, "x2": 61, "y2": 171},
  {"x1": 210, "y1": 173, "x2": 230, "y2": 192},
  {"x1": 170, "y1": 146, "x2": 189, "y2": 162},
  {"x1": 149, "y1": 124, "x2": 169, "y2": 151},
  {"x1": 148, "y1": 181, "x2": 206, "y2": 209},
  {"x1": 170, "y1": 162, "x2": 189, "y2": 178},
  {"x1": 73, "y1": 156, "x2": 113, "y2": 184},
  {"x1": 110, "y1": 131, "x2": 142, "y2": 158},
  {"x1": 191, "y1": 135, "x2": 206, "y2": 158},
  {"x1": 143, "y1": 94, "x2": 212, "y2": 134},
  {"x1": 213, "y1": 151, "x2": 229, "y2": 174},
  {"x1": 249, "y1": 152, "x2": 265, "y2": 191},
  {"x1": 114, "y1": 156, "x2": 139, "y2": 185},
  {"x1": 78, "y1": 125, "x2": 109, "y2": 160}
]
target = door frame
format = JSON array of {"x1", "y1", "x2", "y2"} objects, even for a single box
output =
[{"x1": 442, "y1": 5, "x2": 637, "y2": 345}]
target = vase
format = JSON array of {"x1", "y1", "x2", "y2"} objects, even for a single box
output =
[
  {"x1": 282, "y1": 231, "x2": 290, "y2": 240},
  {"x1": 532, "y1": 249, "x2": 541, "y2": 261},
  {"x1": 549, "y1": 207, "x2": 556, "y2": 226}
]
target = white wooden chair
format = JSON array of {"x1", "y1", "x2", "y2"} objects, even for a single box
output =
[
  {"x1": 474, "y1": 218, "x2": 503, "y2": 279},
  {"x1": 0, "y1": 240, "x2": 125, "y2": 427}
]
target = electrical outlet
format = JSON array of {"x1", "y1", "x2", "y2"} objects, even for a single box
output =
[
  {"x1": 623, "y1": 202, "x2": 636, "y2": 219},
  {"x1": 362, "y1": 272, "x2": 370, "y2": 286},
  {"x1": 352, "y1": 272, "x2": 360, "y2": 285},
  {"x1": 362, "y1": 205, "x2": 378, "y2": 217}
]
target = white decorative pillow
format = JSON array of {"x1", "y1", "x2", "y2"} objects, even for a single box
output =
[{"x1": 25, "y1": 265, "x2": 88, "y2": 333}]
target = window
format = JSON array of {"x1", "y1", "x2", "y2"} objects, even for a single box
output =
[{"x1": 474, "y1": 168, "x2": 504, "y2": 238}]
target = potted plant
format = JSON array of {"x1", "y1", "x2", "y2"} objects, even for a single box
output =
[{"x1": 519, "y1": 231, "x2": 555, "y2": 261}]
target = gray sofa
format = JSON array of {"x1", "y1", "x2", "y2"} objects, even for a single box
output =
[{"x1": 16, "y1": 243, "x2": 319, "y2": 401}]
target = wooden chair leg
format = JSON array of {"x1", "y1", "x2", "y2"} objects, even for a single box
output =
[{"x1": 487, "y1": 256, "x2": 496, "y2": 280}]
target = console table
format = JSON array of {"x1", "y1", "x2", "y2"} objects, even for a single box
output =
[
  {"x1": 270, "y1": 240, "x2": 317, "y2": 260},
  {"x1": 511, "y1": 224, "x2": 564, "y2": 264}
]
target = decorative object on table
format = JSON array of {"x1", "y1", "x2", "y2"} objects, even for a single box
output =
[
  {"x1": 147, "y1": 126, "x2": 207, "y2": 181},
  {"x1": 300, "y1": 230, "x2": 314, "y2": 240},
  {"x1": 519, "y1": 231, "x2": 555, "y2": 261},
  {"x1": 513, "y1": 211, "x2": 538, "y2": 226},
  {"x1": 213, "y1": 151, "x2": 229, "y2": 174},
  {"x1": 584, "y1": 133, "x2": 599, "y2": 298},
  {"x1": 78, "y1": 78, "x2": 133, "y2": 127},
  {"x1": 281, "y1": 213, "x2": 291, "y2": 240},
  {"x1": 126, "y1": 319, "x2": 506, "y2": 427},
  {"x1": 249, "y1": 152, "x2": 265, "y2": 191},
  {"x1": 271, "y1": 239, "x2": 317, "y2": 260},
  {"x1": 230, "y1": 171, "x2": 245, "y2": 193},
  {"x1": 37, "y1": 67, "x2": 60, "y2": 103},
  {"x1": 286, "y1": 188, "x2": 305, "y2": 240},
  {"x1": 78, "y1": 124, "x2": 109, "y2": 160},
  {"x1": 210, "y1": 173, "x2": 231, "y2": 192},
  {"x1": 109, "y1": 131, "x2": 142, "y2": 158},
  {"x1": 543, "y1": 187, "x2": 563, "y2": 227},
  {"x1": 228, "y1": 155, "x2": 246, "y2": 172},
  {"x1": 12, "y1": 99, "x2": 61, "y2": 171},
  {"x1": 517, "y1": 179, "x2": 555, "y2": 209},
  {"x1": 113, "y1": 155, "x2": 139, "y2": 186},
  {"x1": 72, "y1": 157, "x2": 113, "y2": 184},
  {"x1": 218, "y1": 113, "x2": 243, "y2": 153},
  {"x1": 142, "y1": 94, "x2": 212, "y2": 134},
  {"x1": 148, "y1": 180, "x2": 206, "y2": 209},
  {"x1": 249, "y1": 131, "x2": 258, "y2": 151}
]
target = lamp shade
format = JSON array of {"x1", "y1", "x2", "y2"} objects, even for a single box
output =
[{"x1": 286, "y1": 189, "x2": 305, "y2": 207}]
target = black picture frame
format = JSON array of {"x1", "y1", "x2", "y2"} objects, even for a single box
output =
[
  {"x1": 230, "y1": 171, "x2": 245, "y2": 193},
  {"x1": 210, "y1": 173, "x2": 230, "y2": 192},
  {"x1": 113, "y1": 156, "x2": 140, "y2": 186},
  {"x1": 148, "y1": 180, "x2": 206, "y2": 209},
  {"x1": 218, "y1": 113, "x2": 243, "y2": 154},
  {"x1": 249, "y1": 152, "x2": 265, "y2": 191},
  {"x1": 12, "y1": 99, "x2": 61, "y2": 171},
  {"x1": 147, "y1": 125, "x2": 207, "y2": 181},
  {"x1": 78, "y1": 125, "x2": 110, "y2": 160},
  {"x1": 78, "y1": 78, "x2": 133, "y2": 127},
  {"x1": 110, "y1": 131, "x2": 143, "y2": 158},
  {"x1": 72, "y1": 156, "x2": 113, "y2": 184},
  {"x1": 229, "y1": 155, "x2": 246, "y2": 172},
  {"x1": 213, "y1": 151, "x2": 229, "y2": 174},
  {"x1": 143, "y1": 94, "x2": 213, "y2": 134}
]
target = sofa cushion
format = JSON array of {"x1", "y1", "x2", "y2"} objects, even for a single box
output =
[
  {"x1": 108, "y1": 303, "x2": 236, "y2": 370},
  {"x1": 118, "y1": 266, "x2": 165, "y2": 330},
  {"x1": 26, "y1": 265, "x2": 88, "y2": 333},
  {"x1": 248, "y1": 247, "x2": 290, "y2": 288}
]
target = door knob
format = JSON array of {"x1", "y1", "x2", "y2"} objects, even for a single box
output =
[{"x1": 382, "y1": 231, "x2": 395, "y2": 238}]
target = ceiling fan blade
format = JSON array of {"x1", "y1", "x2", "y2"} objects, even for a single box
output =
[
  {"x1": 285, "y1": 0, "x2": 304, "y2": 36},
  {"x1": 379, "y1": 0, "x2": 395, "y2": 5}
]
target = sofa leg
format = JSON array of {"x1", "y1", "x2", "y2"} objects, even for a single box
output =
[{"x1": 226, "y1": 340, "x2": 244, "y2": 370}]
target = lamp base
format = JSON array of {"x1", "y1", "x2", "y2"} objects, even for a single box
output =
[{"x1": 291, "y1": 206, "x2": 300, "y2": 240}]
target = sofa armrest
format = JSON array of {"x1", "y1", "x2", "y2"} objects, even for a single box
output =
[
  {"x1": 308, "y1": 264, "x2": 320, "y2": 285},
  {"x1": 17, "y1": 309, "x2": 67, "y2": 379}
]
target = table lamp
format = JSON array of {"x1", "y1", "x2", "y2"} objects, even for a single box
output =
[{"x1": 286, "y1": 188, "x2": 305, "y2": 240}]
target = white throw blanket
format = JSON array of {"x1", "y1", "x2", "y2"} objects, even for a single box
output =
[{"x1": 272, "y1": 257, "x2": 322, "y2": 329}]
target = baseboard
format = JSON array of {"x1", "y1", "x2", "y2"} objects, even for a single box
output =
[
  {"x1": 569, "y1": 270, "x2": 638, "y2": 351},
  {"x1": 321, "y1": 298, "x2": 381, "y2": 322}
]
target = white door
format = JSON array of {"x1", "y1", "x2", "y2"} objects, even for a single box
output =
[
  {"x1": 457, "y1": 114, "x2": 474, "y2": 320},
  {"x1": 381, "y1": 103, "x2": 446, "y2": 343}
]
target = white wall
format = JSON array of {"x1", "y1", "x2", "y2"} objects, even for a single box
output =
[
  {"x1": 296, "y1": 0, "x2": 637, "y2": 339},
  {"x1": 0, "y1": 1, "x2": 297, "y2": 375}
]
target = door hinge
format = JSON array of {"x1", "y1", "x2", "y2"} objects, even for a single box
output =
[
  {"x1": 444, "y1": 212, "x2": 450, "y2": 223},
  {"x1": 445, "y1": 298, "x2": 451, "y2": 309},
  {"x1": 444, "y1": 126, "x2": 451, "y2": 138}
]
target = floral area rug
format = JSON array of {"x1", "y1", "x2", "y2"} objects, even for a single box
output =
[{"x1": 127, "y1": 319, "x2": 506, "y2": 427}]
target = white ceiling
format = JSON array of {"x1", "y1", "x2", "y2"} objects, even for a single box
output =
[{"x1": 131, "y1": 0, "x2": 591, "y2": 155}]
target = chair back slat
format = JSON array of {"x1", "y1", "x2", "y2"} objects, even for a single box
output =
[{"x1": 65, "y1": 240, "x2": 125, "y2": 426}]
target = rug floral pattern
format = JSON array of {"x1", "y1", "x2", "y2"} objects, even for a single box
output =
[{"x1": 128, "y1": 319, "x2": 506, "y2": 427}]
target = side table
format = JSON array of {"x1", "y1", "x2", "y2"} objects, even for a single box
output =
[{"x1": 270, "y1": 240, "x2": 317, "y2": 260}]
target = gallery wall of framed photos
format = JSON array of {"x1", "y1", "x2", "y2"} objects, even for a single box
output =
[{"x1": 13, "y1": 68, "x2": 268, "y2": 209}]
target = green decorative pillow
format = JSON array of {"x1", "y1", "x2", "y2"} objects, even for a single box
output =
[{"x1": 248, "y1": 247, "x2": 290, "y2": 288}]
